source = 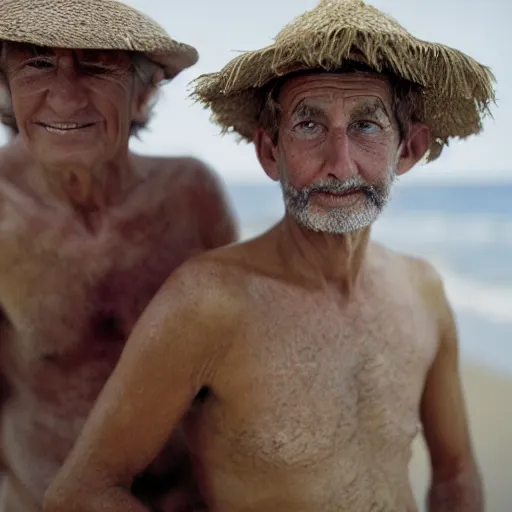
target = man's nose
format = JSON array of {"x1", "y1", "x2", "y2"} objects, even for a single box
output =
[
  {"x1": 45, "y1": 56, "x2": 88, "y2": 117},
  {"x1": 322, "y1": 127, "x2": 357, "y2": 181}
]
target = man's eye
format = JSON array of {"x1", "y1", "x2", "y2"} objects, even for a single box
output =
[
  {"x1": 80, "y1": 64, "x2": 112, "y2": 75},
  {"x1": 351, "y1": 121, "x2": 381, "y2": 134},
  {"x1": 295, "y1": 121, "x2": 322, "y2": 134},
  {"x1": 26, "y1": 59, "x2": 54, "y2": 70}
]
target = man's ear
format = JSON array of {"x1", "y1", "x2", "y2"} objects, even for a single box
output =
[
  {"x1": 254, "y1": 127, "x2": 280, "y2": 182},
  {"x1": 397, "y1": 123, "x2": 431, "y2": 176},
  {"x1": 133, "y1": 69, "x2": 165, "y2": 125}
]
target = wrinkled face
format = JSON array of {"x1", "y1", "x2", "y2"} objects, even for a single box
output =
[
  {"x1": 2, "y1": 43, "x2": 142, "y2": 170},
  {"x1": 271, "y1": 73, "x2": 404, "y2": 234}
]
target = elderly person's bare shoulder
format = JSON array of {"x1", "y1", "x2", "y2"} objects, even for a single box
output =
[
  {"x1": 135, "y1": 153, "x2": 216, "y2": 180},
  {"x1": 369, "y1": 241, "x2": 447, "y2": 307},
  {"x1": 156, "y1": 233, "x2": 268, "y2": 310},
  {"x1": 130, "y1": 153, "x2": 238, "y2": 247},
  {"x1": 133, "y1": 154, "x2": 230, "y2": 203},
  {"x1": 150, "y1": 248, "x2": 249, "y2": 333}
]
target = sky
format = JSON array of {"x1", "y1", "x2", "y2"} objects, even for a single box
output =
[{"x1": 0, "y1": 0, "x2": 510, "y2": 184}]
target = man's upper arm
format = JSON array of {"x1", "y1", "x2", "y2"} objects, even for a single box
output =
[
  {"x1": 419, "y1": 262, "x2": 477, "y2": 480},
  {"x1": 189, "y1": 160, "x2": 239, "y2": 249},
  {"x1": 52, "y1": 262, "x2": 237, "y2": 492}
]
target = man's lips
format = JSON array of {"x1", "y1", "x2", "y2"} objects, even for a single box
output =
[
  {"x1": 36, "y1": 122, "x2": 97, "y2": 134},
  {"x1": 315, "y1": 189, "x2": 361, "y2": 197},
  {"x1": 312, "y1": 189, "x2": 363, "y2": 206}
]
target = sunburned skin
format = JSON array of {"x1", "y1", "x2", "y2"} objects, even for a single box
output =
[
  {"x1": 42, "y1": 229, "x2": 471, "y2": 512},
  {"x1": 178, "y1": 240, "x2": 438, "y2": 511},
  {"x1": 185, "y1": 241, "x2": 434, "y2": 511},
  {"x1": 0, "y1": 137, "x2": 237, "y2": 511},
  {"x1": 43, "y1": 72, "x2": 483, "y2": 512}
]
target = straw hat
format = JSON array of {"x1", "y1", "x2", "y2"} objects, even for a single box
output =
[
  {"x1": 0, "y1": 0, "x2": 198, "y2": 79},
  {"x1": 192, "y1": 0, "x2": 496, "y2": 161}
]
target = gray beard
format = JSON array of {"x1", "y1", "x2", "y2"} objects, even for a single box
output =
[{"x1": 280, "y1": 169, "x2": 396, "y2": 235}]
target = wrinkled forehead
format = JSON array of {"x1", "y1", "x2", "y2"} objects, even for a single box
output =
[
  {"x1": 1, "y1": 42, "x2": 132, "y2": 67},
  {"x1": 277, "y1": 72, "x2": 393, "y2": 116}
]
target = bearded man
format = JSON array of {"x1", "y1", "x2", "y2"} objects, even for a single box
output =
[{"x1": 43, "y1": 1, "x2": 495, "y2": 511}]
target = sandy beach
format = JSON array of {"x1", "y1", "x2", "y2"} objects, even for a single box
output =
[{"x1": 409, "y1": 364, "x2": 512, "y2": 512}]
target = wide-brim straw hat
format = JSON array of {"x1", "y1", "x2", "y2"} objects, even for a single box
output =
[
  {"x1": 192, "y1": 0, "x2": 495, "y2": 162},
  {"x1": 0, "y1": 0, "x2": 198, "y2": 80}
]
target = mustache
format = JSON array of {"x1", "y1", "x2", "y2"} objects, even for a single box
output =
[{"x1": 305, "y1": 178, "x2": 382, "y2": 205}]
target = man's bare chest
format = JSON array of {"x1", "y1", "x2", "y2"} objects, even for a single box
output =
[
  {"x1": 194, "y1": 278, "x2": 438, "y2": 470},
  {"x1": 0, "y1": 197, "x2": 203, "y2": 384}
]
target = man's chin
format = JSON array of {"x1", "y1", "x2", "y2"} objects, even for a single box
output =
[{"x1": 291, "y1": 207, "x2": 381, "y2": 235}]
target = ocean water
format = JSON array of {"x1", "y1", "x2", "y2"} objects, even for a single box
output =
[{"x1": 224, "y1": 181, "x2": 512, "y2": 377}]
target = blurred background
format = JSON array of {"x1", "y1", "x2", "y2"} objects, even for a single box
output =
[{"x1": 1, "y1": 0, "x2": 510, "y2": 509}]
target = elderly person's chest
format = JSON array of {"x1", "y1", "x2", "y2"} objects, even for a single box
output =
[
  {"x1": 0, "y1": 186, "x2": 203, "y2": 364},
  {"x1": 193, "y1": 273, "x2": 439, "y2": 470}
]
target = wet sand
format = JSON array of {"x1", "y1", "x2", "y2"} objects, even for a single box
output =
[{"x1": 409, "y1": 364, "x2": 512, "y2": 512}]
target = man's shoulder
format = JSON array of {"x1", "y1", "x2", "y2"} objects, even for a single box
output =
[
  {"x1": 369, "y1": 242, "x2": 446, "y2": 301},
  {"x1": 134, "y1": 154, "x2": 228, "y2": 207},
  {"x1": 134, "y1": 154, "x2": 221, "y2": 188},
  {"x1": 132, "y1": 153, "x2": 237, "y2": 247},
  {"x1": 172, "y1": 242, "x2": 252, "y2": 287},
  {"x1": 403, "y1": 252, "x2": 443, "y2": 289},
  {"x1": 156, "y1": 248, "x2": 251, "y2": 329},
  {"x1": 136, "y1": 154, "x2": 204, "y2": 170}
]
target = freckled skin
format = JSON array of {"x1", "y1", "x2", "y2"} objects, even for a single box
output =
[
  {"x1": 0, "y1": 45, "x2": 238, "y2": 512},
  {"x1": 44, "y1": 74, "x2": 483, "y2": 512}
]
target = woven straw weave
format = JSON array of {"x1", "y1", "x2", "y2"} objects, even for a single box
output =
[
  {"x1": 192, "y1": 0, "x2": 496, "y2": 162},
  {"x1": 0, "y1": 0, "x2": 198, "y2": 79}
]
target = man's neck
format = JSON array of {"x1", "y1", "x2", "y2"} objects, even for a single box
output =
[{"x1": 277, "y1": 214, "x2": 371, "y2": 295}]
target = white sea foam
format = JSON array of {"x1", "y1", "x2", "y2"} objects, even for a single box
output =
[
  {"x1": 433, "y1": 259, "x2": 512, "y2": 324},
  {"x1": 373, "y1": 213, "x2": 512, "y2": 246}
]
